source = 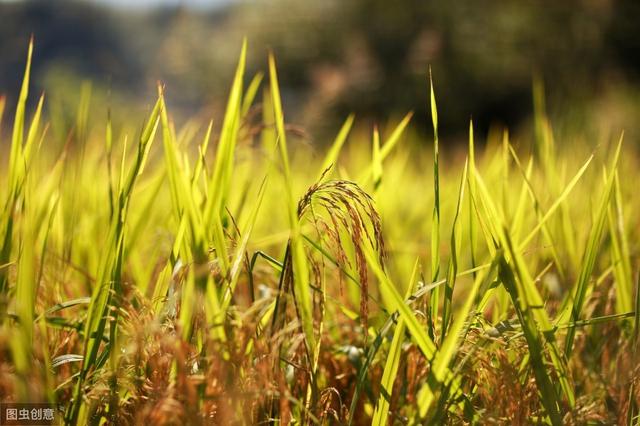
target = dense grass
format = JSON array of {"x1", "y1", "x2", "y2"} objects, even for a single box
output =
[{"x1": 1, "y1": 40, "x2": 639, "y2": 425}]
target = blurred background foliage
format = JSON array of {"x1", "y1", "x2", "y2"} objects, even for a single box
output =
[{"x1": 1, "y1": 0, "x2": 639, "y2": 145}]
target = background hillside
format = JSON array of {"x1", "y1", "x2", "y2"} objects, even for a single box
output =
[{"x1": 1, "y1": 0, "x2": 639, "y2": 143}]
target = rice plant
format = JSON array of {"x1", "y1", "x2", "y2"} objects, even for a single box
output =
[{"x1": 0, "y1": 39, "x2": 639, "y2": 425}]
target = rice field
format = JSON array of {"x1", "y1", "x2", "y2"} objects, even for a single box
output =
[{"x1": 1, "y1": 40, "x2": 639, "y2": 425}]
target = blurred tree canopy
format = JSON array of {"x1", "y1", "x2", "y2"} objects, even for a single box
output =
[{"x1": 1, "y1": 0, "x2": 639, "y2": 142}]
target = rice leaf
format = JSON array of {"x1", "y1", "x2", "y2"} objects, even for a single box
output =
[
  {"x1": 563, "y1": 137, "x2": 622, "y2": 356},
  {"x1": 372, "y1": 259, "x2": 420, "y2": 426},
  {"x1": 269, "y1": 52, "x2": 316, "y2": 358},
  {"x1": 429, "y1": 69, "x2": 441, "y2": 331},
  {"x1": 317, "y1": 114, "x2": 354, "y2": 182}
]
